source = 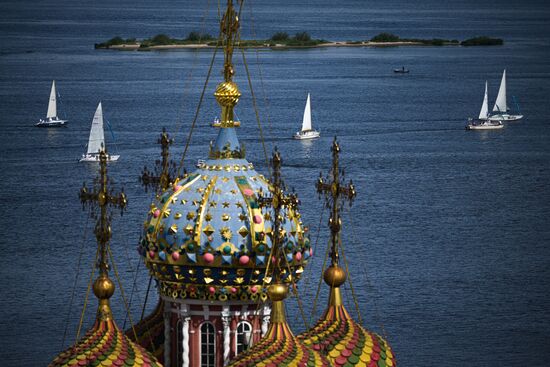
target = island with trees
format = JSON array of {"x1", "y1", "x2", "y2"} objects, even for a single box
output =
[{"x1": 94, "y1": 32, "x2": 504, "y2": 51}]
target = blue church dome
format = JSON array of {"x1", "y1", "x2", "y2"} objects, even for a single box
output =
[{"x1": 139, "y1": 81, "x2": 312, "y2": 303}]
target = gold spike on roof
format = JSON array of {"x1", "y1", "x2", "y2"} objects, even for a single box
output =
[
  {"x1": 213, "y1": 0, "x2": 241, "y2": 128},
  {"x1": 298, "y1": 138, "x2": 397, "y2": 367},
  {"x1": 50, "y1": 149, "x2": 161, "y2": 367}
]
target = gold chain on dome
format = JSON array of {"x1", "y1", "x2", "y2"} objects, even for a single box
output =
[{"x1": 78, "y1": 147, "x2": 128, "y2": 330}]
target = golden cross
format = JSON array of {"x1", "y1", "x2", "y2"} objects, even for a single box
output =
[
  {"x1": 80, "y1": 148, "x2": 127, "y2": 273},
  {"x1": 316, "y1": 137, "x2": 356, "y2": 266},
  {"x1": 140, "y1": 127, "x2": 177, "y2": 192},
  {"x1": 220, "y1": 0, "x2": 240, "y2": 81},
  {"x1": 257, "y1": 149, "x2": 299, "y2": 280}
]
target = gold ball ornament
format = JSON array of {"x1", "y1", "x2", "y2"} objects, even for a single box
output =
[
  {"x1": 93, "y1": 275, "x2": 115, "y2": 299},
  {"x1": 267, "y1": 283, "x2": 288, "y2": 301},
  {"x1": 323, "y1": 265, "x2": 347, "y2": 287},
  {"x1": 214, "y1": 81, "x2": 241, "y2": 107}
]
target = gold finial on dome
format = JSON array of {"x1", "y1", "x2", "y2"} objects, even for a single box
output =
[
  {"x1": 213, "y1": 0, "x2": 242, "y2": 128},
  {"x1": 317, "y1": 137, "x2": 355, "y2": 278},
  {"x1": 79, "y1": 147, "x2": 127, "y2": 311},
  {"x1": 51, "y1": 148, "x2": 161, "y2": 367},
  {"x1": 140, "y1": 127, "x2": 177, "y2": 192}
]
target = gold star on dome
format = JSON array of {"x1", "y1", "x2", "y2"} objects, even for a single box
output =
[
  {"x1": 209, "y1": 201, "x2": 217, "y2": 208},
  {"x1": 197, "y1": 187, "x2": 205, "y2": 193},
  {"x1": 215, "y1": 188, "x2": 222, "y2": 194},
  {"x1": 235, "y1": 202, "x2": 243, "y2": 208},
  {"x1": 181, "y1": 199, "x2": 187, "y2": 205},
  {"x1": 222, "y1": 201, "x2": 230, "y2": 208},
  {"x1": 205, "y1": 212, "x2": 213, "y2": 221},
  {"x1": 222, "y1": 177, "x2": 230, "y2": 183},
  {"x1": 239, "y1": 213, "x2": 247, "y2": 221}
]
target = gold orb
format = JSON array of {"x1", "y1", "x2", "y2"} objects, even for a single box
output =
[
  {"x1": 93, "y1": 275, "x2": 115, "y2": 299},
  {"x1": 214, "y1": 81, "x2": 241, "y2": 107},
  {"x1": 323, "y1": 265, "x2": 347, "y2": 287},
  {"x1": 267, "y1": 283, "x2": 288, "y2": 301}
]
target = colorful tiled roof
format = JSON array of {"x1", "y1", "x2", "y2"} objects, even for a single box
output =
[
  {"x1": 125, "y1": 300, "x2": 165, "y2": 363},
  {"x1": 227, "y1": 315, "x2": 331, "y2": 367},
  {"x1": 299, "y1": 298, "x2": 396, "y2": 367},
  {"x1": 49, "y1": 318, "x2": 162, "y2": 367}
]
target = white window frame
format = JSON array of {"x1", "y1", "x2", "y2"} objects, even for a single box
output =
[
  {"x1": 235, "y1": 321, "x2": 253, "y2": 355},
  {"x1": 200, "y1": 321, "x2": 216, "y2": 367}
]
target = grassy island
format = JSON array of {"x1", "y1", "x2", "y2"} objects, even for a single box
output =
[{"x1": 95, "y1": 32, "x2": 503, "y2": 51}]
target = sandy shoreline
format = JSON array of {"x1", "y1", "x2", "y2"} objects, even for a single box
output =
[{"x1": 103, "y1": 40, "x2": 450, "y2": 51}]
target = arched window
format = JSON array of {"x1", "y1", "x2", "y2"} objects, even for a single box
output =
[
  {"x1": 200, "y1": 322, "x2": 216, "y2": 367},
  {"x1": 236, "y1": 321, "x2": 252, "y2": 355}
]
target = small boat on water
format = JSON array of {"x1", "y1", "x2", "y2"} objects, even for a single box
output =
[
  {"x1": 466, "y1": 81, "x2": 503, "y2": 130},
  {"x1": 488, "y1": 69, "x2": 523, "y2": 121},
  {"x1": 394, "y1": 66, "x2": 409, "y2": 73},
  {"x1": 293, "y1": 93, "x2": 320, "y2": 140},
  {"x1": 35, "y1": 80, "x2": 68, "y2": 127},
  {"x1": 80, "y1": 102, "x2": 120, "y2": 162}
]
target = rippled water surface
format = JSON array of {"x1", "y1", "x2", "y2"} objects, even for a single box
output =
[{"x1": 1, "y1": 1, "x2": 550, "y2": 366}]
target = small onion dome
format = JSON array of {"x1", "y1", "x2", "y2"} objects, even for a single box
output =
[
  {"x1": 298, "y1": 267, "x2": 396, "y2": 367},
  {"x1": 139, "y1": 126, "x2": 311, "y2": 303},
  {"x1": 227, "y1": 284, "x2": 331, "y2": 367},
  {"x1": 49, "y1": 317, "x2": 161, "y2": 367},
  {"x1": 126, "y1": 300, "x2": 165, "y2": 362}
]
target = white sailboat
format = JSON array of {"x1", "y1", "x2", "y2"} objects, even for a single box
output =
[
  {"x1": 488, "y1": 69, "x2": 523, "y2": 121},
  {"x1": 35, "y1": 80, "x2": 68, "y2": 127},
  {"x1": 466, "y1": 81, "x2": 503, "y2": 130},
  {"x1": 80, "y1": 102, "x2": 120, "y2": 162},
  {"x1": 293, "y1": 93, "x2": 320, "y2": 140}
]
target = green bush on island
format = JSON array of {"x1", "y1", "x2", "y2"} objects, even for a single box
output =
[
  {"x1": 294, "y1": 32, "x2": 311, "y2": 42},
  {"x1": 271, "y1": 32, "x2": 289, "y2": 42},
  {"x1": 94, "y1": 36, "x2": 137, "y2": 49},
  {"x1": 461, "y1": 36, "x2": 503, "y2": 46},
  {"x1": 370, "y1": 33, "x2": 400, "y2": 42},
  {"x1": 186, "y1": 31, "x2": 214, "y2": 42}
]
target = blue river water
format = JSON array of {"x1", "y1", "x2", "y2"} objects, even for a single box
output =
[{"x1": 1, "y1": 0, "x2": 550, "y2": 366}]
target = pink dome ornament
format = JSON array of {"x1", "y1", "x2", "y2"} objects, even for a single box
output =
[
  {"x1": 148, "y1": 250, "x2": 156, "y2": 259},
  {"x1": 309, "y1": 248, "x2": 313, "y2": 257},
  {"x1": 295, "y1": 252, "x2": 302, "y2": 261},
  {"x1": 250, "y1": 286, "x2": 258, "y2": 293},
  {"x1": 243, "y1": 188, "x2": 254, "y2": 197},
  {"x1": 203, "y1": 252, "x2": 215, "y2": 264},
  {"x1": 208, "y1": 286, "x2": 216, "y2": 294},
  {"x1": 230, "y1": 287, "x2": 237, "y2": 294},
  {"x1": 153, "y1": 209, "x2": 160, "y2": 218},
  {"x1": 173, "y1": 183, "x2": 182, "y2": 191},
  {"x1": 253, "y1": 214, "x2": 263, "y2": 224},
  {"x1": 239, "y1": 255, "x2": 250, "y2": 265},
  {"x1": 172, "y1": 251, "x2": 180, "y2": 261}
]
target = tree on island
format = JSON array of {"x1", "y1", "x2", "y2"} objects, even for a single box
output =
[
  {"x1": 370, "y1": 33, "x2": 400, "y2": 42},
  {"x1": 271, "y1": 32, "x2": 289, "y2": 42},
  {"x1": 294, "y1": 32, "x2": 311, "y2": 42}
]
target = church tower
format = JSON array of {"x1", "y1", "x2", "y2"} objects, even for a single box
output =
[{"x1": 136, "y1": 1, "x2": 313, "y2": 366}]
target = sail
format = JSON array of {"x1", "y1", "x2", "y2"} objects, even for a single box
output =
[
  {"x1": 46, "y1": 80, "x2": 57, "y2": 118},
  {"x1": 87, "y1": 102, "x2": 105, "y2": 155},
  {"x1": 301, "y1": 93, "x2": 312, "y2": 131},
  {"x1": 493, "y1": 69, "x2": 507, "y2": 113},
  {"x1": 479, "y1": 81, "x2": 489, "y2": 120}
]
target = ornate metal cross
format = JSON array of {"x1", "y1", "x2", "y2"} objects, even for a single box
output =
[
  {"x1": 140, "y1": 127, "x2": 177, "y2": 193},
  {"x1": 316, "y1": 137, "x2": 356, "y2": 266},
  {"x1": 80, "y1": 148, "x2": 127, "y2": 273},
  {"x1": 257, "y1": 149, "x2": 299, "y2": 280}
]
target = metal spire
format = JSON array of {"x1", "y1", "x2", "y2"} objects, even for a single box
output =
[
  {"x1": 140, "y1": 127, "x2": 177, "y2": 192},
  {"x1": 316, "y1": 137, "x2": 356, "y2": 267},
  {"x1": 79, "y1": 147, "x2": 127, "y2": 318},
  {"x1": 258, "y1": 149, "x2": 299, "y2": 282}
]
